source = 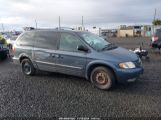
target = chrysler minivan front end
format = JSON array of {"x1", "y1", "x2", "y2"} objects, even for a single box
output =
[
  {"x1": 78, "y1": 32, "x2": 144, "y2": 85},
  {"x1": 116, "y1": 58, "x2": 143, "y2": 83}
]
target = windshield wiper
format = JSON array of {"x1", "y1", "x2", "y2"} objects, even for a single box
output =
[
  {"x1": 101, "y1": 43, "x2": 117, "y2": 51},
  {"x1": 101, "y1": 44, "x2": 110, "y2": 51}
]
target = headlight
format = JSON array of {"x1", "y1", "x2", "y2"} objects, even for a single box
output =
[{"x1": 119, "y1": 62, "x2": 136, "y2": 69}]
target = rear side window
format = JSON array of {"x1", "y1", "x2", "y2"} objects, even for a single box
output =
[
  {"x1": 34, "y1": 31, "x2": 59, "y2": 49},
  {"x1": 16, "y1": 32, "x2": 35, "y2": 46}
]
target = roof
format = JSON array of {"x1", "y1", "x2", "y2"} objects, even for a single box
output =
[{"x1": 24, "y1": 28, "x2": 87, "y2": 34}]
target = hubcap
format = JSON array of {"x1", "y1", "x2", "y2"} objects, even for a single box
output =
[
  {"x1": 95, "y1": 71, "x2": 108, "y2": 85},
  {"x1": 23, "y1": 62, "x2": 31, "y2": 75}
]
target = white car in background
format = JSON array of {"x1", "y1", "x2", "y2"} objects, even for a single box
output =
[{"x1": 6, "y1": 36, "x2": 18, "y2": 46}]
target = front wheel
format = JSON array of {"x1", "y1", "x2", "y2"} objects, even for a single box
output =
[
  {"x1": 90, "y1": 67, "x2": 115, "y2": 90},
  {"x1": 21, "y1": 59, "x2": 36, "y2": 76}
]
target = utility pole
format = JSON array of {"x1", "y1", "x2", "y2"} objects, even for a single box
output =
[
  {"x1": 82, "y1": 16, "x2": 84, "y2": 31},
  {"x1": 59, "y1": 16, "x2": 61, "y2": 29},
  {"x1": 154, "y1": 8, "x2": 157, "y2": 21},
  {"x1": 1, "y1": 23, "x2": 4, "y2": 32},
  {"x1": 35, "y1": 19, "x2": 37, "y2": 29},
  {"x1": 153, "y1": 8, "x2": 157, "y2": 34}
]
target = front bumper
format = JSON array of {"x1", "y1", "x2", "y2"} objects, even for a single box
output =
[{"x1": 115, "y1": 67, "x2": 144, "y2": 84}]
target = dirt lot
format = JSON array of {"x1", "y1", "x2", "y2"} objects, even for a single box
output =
[
  {"x1": 108, "y1": 37, "x2": 150, "y2": 49},
  {"x1": 0, "y1": 37, "x2": 161, "y2": 118}
]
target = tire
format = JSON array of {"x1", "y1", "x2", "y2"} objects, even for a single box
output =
[
  {"x1": 21, "y1": 59, "x2": 36, "y2": 76},
  {"x1": 90, "y1": 67, "x2": 115, "y2": 90}
]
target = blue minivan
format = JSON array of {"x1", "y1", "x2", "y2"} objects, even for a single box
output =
[{"x1": 13, "y1": 29, "x2": 144, "y2": 90}]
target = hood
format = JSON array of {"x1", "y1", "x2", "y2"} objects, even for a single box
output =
[{"x1": 102, "y1": 47, "x2": 138, "y2": 63}]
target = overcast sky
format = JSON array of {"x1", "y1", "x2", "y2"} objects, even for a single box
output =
[{"x1": 0, "y1": 0, "x2": 161, "y2": 31}]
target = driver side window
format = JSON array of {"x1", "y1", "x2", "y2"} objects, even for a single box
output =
[{"x1": 59, "y1": 33, "x2": 83, "y2": 52}]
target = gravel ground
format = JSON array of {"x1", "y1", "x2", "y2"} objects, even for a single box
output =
[{"x1": 0, "y1": 37, "x2": 161, "y2": 118}]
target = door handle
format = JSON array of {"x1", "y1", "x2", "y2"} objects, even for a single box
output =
[
  {"x1": 55, "y1": 54, "x2": 60, "y2": 58},
  {"x1": 51, "y1": 54, "x2": 63, "y2": 59},
  {"x1": 51, "y1": 54, "x2": 58, "y2": 58},
  {"x1": 59, "y1": 55, "x2": 63, "y2": 59},
  {"x1": 55, "y1": 54, "x2": 63, "y2": 59},
  {"x1": 51, "y1": 54, "x2": 56, "y2": 57}
]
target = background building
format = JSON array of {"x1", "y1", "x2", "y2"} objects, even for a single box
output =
[
  {"x1": 141, "y1": 25, "x2": 152, "y2": 37},
  {"x1": 118, "y1": 25, "x2": 142, "y2": 37},
  {"x1": 101, "y1": 29, "x2": 117, "y2": 39},
  {"x1": 118, "y1": 25, "x2": 161, "y2": 38}
]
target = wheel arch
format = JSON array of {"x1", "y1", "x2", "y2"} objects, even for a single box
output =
[
  {"x1": 86, "y1": 62, "x2": 117, "y2": 83},
  {"x1": 19, "y1": 53, "x2": 32, "y2": 63}
]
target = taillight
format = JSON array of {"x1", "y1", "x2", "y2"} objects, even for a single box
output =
[
  {"x1": 152, "y1": 36, "x2": 158, "y2": 42},
  {"x1": 12, "y1": 45, "x2": 16, "y2": 53}
]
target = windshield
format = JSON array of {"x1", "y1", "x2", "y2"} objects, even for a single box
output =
[{"x1": 78, "y1": 32, "x2": 117, "y2": 51}]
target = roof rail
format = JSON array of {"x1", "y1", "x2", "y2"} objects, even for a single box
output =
[
  {"x1": 56, "y1": 27, "x2": 75, "y2": 31},
  {"x1": 23, "y1": 27, "x2": 76, "y2": 31},
  {"x1": 23, "y1": 27, "x2": 36, "y2": 31}
]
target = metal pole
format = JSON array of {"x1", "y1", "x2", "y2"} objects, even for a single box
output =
[
  {"x1": 154, "y1": 8, "x2": 156, "y2": 21},
  {"x1": 35, "y1": 19, "x2": 37, "y2": 29},
  {"x1": 153, "y1": 8, "x2": 157, "y2": 35},
  {"x1": 82, "y1": 16, "x2": 84, "y2": 31},
  {"x1": 59, "y1": 16, "x2": 61, "y2": 29},
  {"x1": 2, "y1": 23, "x2": 4, "y2": 32}
]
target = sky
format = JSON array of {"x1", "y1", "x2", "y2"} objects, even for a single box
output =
[{"x1": 0, "y1": 0, "x2": 161, "y2": 31}]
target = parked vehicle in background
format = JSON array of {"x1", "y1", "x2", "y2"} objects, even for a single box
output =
[
  {"x1": 6, "y1": 36, "x2": 19, "y2": 51},
  {"x1": 0, "y1": 44, "x2": 8, "y2": 60},
  {"x1": 6, "y1": 36, "x2": 18, "y2": 46},
  {"x1": 151, "y1": 29, "x2": 161, "y2": 50},
  {"x1": 0, "y1": 36, "x2": 9, "y2": 59},
  {"x1": 13, "y1": 29, "x2": 144, "y2": 90}
]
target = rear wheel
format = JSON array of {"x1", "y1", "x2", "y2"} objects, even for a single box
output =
[
  {"x1": 21, "y1": 59, "x2": 36, "y2": 76},
  {"x1": 90, "y1": 67, "x2": 115, "y2": 90}
]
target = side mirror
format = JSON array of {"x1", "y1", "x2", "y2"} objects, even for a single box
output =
[{"x1": 77, "y1": 45, "x2": 89, "y2": 52}]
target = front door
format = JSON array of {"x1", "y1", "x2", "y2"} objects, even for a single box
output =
[{"x1": 55, "y1": 32, "x2": 87, "y2": 76}]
